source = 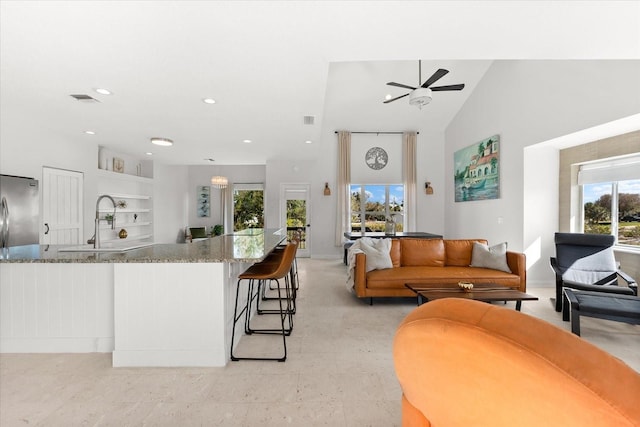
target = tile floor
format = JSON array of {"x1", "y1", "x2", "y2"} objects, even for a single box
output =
[{"x1": 1, "y1": 258, "x2": 639, "y2": 426}]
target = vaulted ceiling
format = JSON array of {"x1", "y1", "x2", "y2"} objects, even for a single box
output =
[{"x1": 1, "y1": 1, "x2": 638, "y2": 166}]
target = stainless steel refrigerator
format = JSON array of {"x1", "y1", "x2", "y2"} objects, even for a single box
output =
[{"x1": 0, "y1": 174, "x2": 40, "y2": 248}]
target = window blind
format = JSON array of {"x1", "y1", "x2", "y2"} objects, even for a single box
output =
[
  {"x1": 577, "y1": 154, "x2": 640, "y2": 185},
  {"x1": 233, "y1": 183, "x2": 264, "y2": 191}
]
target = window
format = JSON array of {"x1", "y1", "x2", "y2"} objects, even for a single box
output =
[
  {"x1": 580, "y1": 155, "x2": 640, "y2": 248},
  {"x1": 350, "y1": 184, "x2": 404, "y2": 232},
  {"x1": 233, "y1": 183, "x2": 264, "y2": 231}
]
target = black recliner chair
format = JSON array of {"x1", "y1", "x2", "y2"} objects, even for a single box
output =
[{"x1": 550, "y1": 232, "x2": 637, "y2": 320}]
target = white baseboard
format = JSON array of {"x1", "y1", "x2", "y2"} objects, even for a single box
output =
[{"x1": 0, "y1": 337, "x2": 114, "y2": 353}]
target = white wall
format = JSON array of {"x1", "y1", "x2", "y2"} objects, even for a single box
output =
[
  {"x1": 415, "y1": 131, "x2": 446, "y2": 236},
  {"x1": 153, "y1": 164, "x2": 189, "y2": 243},
  {"x1": 523, "y1": 144, "x2": 559, "y2": 284},
  {"x1": 445, "y1": 60, "x2": 640, "y2": 285}
]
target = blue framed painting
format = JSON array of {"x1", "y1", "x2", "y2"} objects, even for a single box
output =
[
  {"x1": 454, "y1": 135, "x2": 500, "y2": 202},
  {"x1": 197, "y1": 185, "x2": 210, "y2": 217}
]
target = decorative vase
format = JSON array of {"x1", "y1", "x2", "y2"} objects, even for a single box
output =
[
  {"x1": 385, "y1": 219, "x2": 396, "y2": 236},
  {"x1": 118, "y1": 229, "x2": 128, "y2": 239}
]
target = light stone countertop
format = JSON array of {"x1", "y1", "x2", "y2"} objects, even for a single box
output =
[{"x1": 0, "y1": 228, "x2": 286, "y2": 263}]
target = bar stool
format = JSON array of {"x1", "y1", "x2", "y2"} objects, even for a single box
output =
[
  {"x1": 259, "y1": 231, "x2": 300, "y2": 313},
  {"x1": 230, "y1": 240, "x2": 298, "y2": 362},
  {"x1": 265, "y1": 229, "x2": 301, "y2": 291}
]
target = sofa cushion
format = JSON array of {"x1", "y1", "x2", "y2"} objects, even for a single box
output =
[
  {"x1": 401, "y1": 239, "x2": 445, "y2": 267},
  {"x1": 470, "y1": 242, "x2": 512, "y2": 273},
  {"x1": 444, "y1": 239, "x2": 487, "y2": 266},
  {"x1": 366, "y1": 266, "x2": 521, "y2": 289},
  {"x1": 390, "y1": 239, "x2": 402, "y2": 268}
]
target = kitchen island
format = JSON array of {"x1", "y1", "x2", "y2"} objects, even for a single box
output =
[{"x1": 0, "y1": 228, "x2": 286, "y2": 367}]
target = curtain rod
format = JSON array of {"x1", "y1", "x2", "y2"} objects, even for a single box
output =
[{"x1": 334, "y1": 131, "x2": 419, "y2": 135}]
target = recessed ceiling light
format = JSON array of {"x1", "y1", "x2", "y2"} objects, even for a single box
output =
[
  {"x1": 203, "y1": 98, "x2": 216, "y2": 104},
  {"x1": 84, "y1": 130, "x2": 95, "y2": 135},
  {"x1": 243, "y1": 139, "x2": 252, "y2": 143},
  {"x1": 95, "y1": 88, "x2": 112, "y2": 95},
  {"x1": 385, "y1": 94, "x2": 392, "y2": 100},
  {"x1": 305, "y1": 140, "x2": 313, "y2": 144},
  {"x1": 150, "y1": 137, "x2": 173, "y2": 147},
  {"x1": 146, "y1": 152, "x2": 153, "y2": 156}
]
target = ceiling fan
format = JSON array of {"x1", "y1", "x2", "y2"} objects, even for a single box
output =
[{"x1": 384, "y1": 61, "x2": 465, "y2": 108}]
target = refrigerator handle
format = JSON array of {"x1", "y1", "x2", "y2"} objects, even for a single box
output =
[{"x1": 0, "y1": 197, "x2": 7, "y2": 248}]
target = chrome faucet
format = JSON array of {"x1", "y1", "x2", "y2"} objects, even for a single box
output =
[{"x1": 93, "y1": 195, "x2": 116, "y2": 249}]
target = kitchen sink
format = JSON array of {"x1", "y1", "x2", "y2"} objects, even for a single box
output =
[{"x1": 58, "y1": 242, "x2": 154, "y2": 252}]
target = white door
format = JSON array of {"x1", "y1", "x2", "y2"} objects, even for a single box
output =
[
  {"x1": 280, "y1": 184, "x2": 310, "y2": 258},
  {"x1": 42, "y1": 167, "x2": 83, "y2": 244}
]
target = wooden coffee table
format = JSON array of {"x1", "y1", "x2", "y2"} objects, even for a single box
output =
[{"x1": 405, "y1": 283, "x2": 538, "y2": 311}]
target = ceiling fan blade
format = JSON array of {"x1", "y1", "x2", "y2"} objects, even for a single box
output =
[
  {"x1": 430, "y1": 84, "x2": 465, "y2": 91},
  {"x1": 387, "y1": 82, "x2": 417, "y2": 90},
  {"x1": 421, "y1": 68, "x2": 449, "y2": 88},
  {"x1": 383, "y1": 93, "x2": 410, "y2": 104}
]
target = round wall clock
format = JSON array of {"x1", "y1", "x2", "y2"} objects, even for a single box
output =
[{"x1": 365, "y1": 147, "x2": 388, "y2": 170}]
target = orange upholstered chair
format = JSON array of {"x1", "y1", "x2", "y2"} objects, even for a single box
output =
[{"x1": 393, "y1": 298, "x2": 640, "y2": 427}]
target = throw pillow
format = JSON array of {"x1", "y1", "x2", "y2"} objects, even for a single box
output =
[
  {"x1": 469, "y1": 242, "x2": 512, "y2": 273},
  {"x1": 360, "y1": 238, "x2": 393, "y2": 272}
]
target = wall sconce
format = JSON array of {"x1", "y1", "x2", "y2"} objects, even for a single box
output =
[
  {"x1": 323, "y1": 182, "x2": 331, "y2": 196},
  {"x1": 425, "y1": 182, "x2": 434, "y2": 195}
]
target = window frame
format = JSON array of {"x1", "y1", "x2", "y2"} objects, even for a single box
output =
[
  {"x1": 232, "y1": 183, "x2": 265, "y2": 232},
  {"x1": 349, "y1": 183, "x2": 404, "y2": 232},
  {"x1": 581, "y1": 178, "x2": 640, "y2": 252}
]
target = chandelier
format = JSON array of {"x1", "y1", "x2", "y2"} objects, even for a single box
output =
[{"x1": 211, "y1": 175, "x2": 228, "y2": 188}]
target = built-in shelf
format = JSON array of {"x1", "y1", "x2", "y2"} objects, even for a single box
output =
[
  {"x1": 96, "y1": 168, "x2": 153, "y2": 183},
  {"x1": 110, "y1": 193, "x2": 152, "y2": 200},
  {"x1": 100, "y1": 222, "x2": 152, "y2": 229},
  {"x1": 96, "y1": 153, "x2": 154, "y2": 243},
  {"x1": 102, "y1": 234, "x2": 153, "y2": 244},
  {"x1": 99, "y1": 208, "x2": 151, "y2": 213}
]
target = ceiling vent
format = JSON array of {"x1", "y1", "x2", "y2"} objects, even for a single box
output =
[
  {"x1": 70, "y1": 94, "x2": 100, "y2": 103},
  {"x1": 303, "y1": 115, "x2": 315, "y2": 125}
]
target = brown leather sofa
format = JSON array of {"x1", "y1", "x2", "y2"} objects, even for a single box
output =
[
  {"x1": 394, "y1": 298, "x2": 640, "y2": 426},
  {"x1": 353, "y1": 238, "x2": 526, "y2": 299}
]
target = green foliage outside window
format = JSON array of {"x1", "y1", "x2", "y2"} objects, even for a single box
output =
[{"x1": 233, "y1": 190, "x2": 264, "y2": 231}]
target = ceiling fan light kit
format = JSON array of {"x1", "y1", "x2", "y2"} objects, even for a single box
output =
[
  {"x1": 409, "y1": 88, "x2": 432, "y2": 108},
  {"x1": 385, "y1": 61, "x2": 464, "y2": 108},
  {"x1": 150, "y1": 137, "x2": 173, "y2": 146}
]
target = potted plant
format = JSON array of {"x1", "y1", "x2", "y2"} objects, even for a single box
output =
[
  {"x1": 213, "y1": 224, "x2": 224, "y2": 236},
  {"x1": 104, "y1": 213, "x2": 114, "y2": 225}
]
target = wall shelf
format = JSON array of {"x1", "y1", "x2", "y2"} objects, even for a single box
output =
[
  {"x1": 100, "y1": 222, "x2": 152, "y2": 229},
  {"x1": 102, "y1": 234, "x2": 153, "y2": 244},
  {"x1": 99, "y1": 208, "x2": 151, "y2": 213},
  {"x1": 96, "y1": 168, "x2": 153, "y2": 183},
  {"x1": 96, "y1": 152, "x2": 154, "y2": 243},
  {"x1": 110, "y1": 193, "x2": 152, "y2": 200}
]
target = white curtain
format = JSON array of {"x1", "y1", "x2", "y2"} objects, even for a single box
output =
[
  {"x1": 335, "y1": 131, "x2": 351, "y2": 246},
  {"x1": 403, "y1": 131, "x2": 417, "y2": 231}
]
